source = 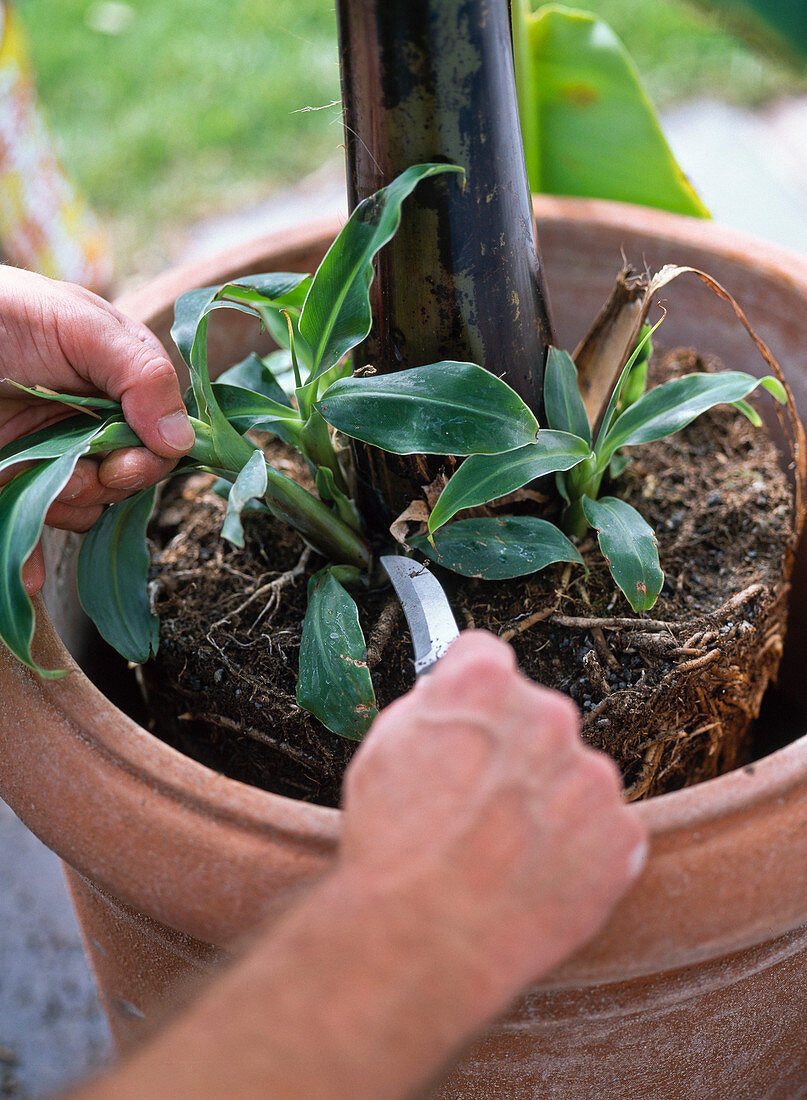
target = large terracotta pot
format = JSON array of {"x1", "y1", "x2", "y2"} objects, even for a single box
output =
[{"x1": 2, "y1": 197, "x2": 807, "y2": 1098}]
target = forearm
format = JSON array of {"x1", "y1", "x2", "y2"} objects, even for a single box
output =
[{"x1": 74, "y1": 866, "x2": 510, "y2": 1100}]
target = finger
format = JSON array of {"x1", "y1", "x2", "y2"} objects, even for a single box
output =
[
  {"x1": 55, "y1": 297, "x2": 195, "y2": 459},
  {"x1": 53, "y1": 458, "x2": 106, "y2": 506},
  {"x1": 22, "y1": 542, "x2": 45, "y2": 595},
  {"x1": 98, "y1": 447, "x2": 177, "y2": 496},
  {"x1": 413, "y1": 630, "x2": 517, "y2": 700},
  {"x1": 45, "y1": 500, "x2": 104, "y2": 532}
]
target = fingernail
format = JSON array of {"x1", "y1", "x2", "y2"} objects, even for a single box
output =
[
  {"x1": 61, "y1": 472, "x2": 85, "y2": 500},
  {"x1": 627, "y1": 839, "x2": 649, "y2": 880},
  {"x1": 105, "y1": 471, "x2": 145, "y2": 490},
  {"x1": 157, "y1": 411, "x2": 195, "y2": 452}
]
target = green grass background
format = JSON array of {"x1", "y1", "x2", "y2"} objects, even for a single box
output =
[{"x1": 17, "y1": 0, "x2": 806, "y2": 280}]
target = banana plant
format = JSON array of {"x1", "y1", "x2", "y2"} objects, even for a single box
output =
[
  {"x1": 0, "y1": 167, "x2": 787, "y2": 743},
  {"x1": 0, "y1": 4, "x2": 795, "y2": 744}
]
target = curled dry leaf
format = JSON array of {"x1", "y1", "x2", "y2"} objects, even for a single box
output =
[
  {"x1": 389, "y1": 499, "x2": 430, "y2": 546},
  {"x1": 574, "y1": 262, "x2": 806, "y2": 530}
]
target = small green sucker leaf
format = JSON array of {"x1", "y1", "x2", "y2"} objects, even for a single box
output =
[
  {"x1": 317, "y1": 361, "x2": 539, "y2": 456},
  {"x1": 77, "y1": 488, "x2": 159, "y2": 664},
  {"x1": 597, "y1": 371, "x2": 783, "y2": 466},
  {"x1": 296, "y1": 567, "x2": 378, "y2": 740},
  {"x1": 299, "y1": 162, "x2": 464, "y2": 379},
  {"x1": 221, "y1": 450, "x2": 268, "y2": 548},
  {"x1": 582, "y1": 496, "x2": 664, "y2": 612},
  {"x1": 428, "y1": 431, "x2": 591, "y2": 534},
  {"x1": 216, "y1": 352, "x2": 294, "y2": 409},
  {"x1": 412, "y1": 516, "x2": 583, "y2": 580},
  {"x1": 543, "y1": 348, "x2": 591, "y2": 445},
  {"x1": 732, "y1": 399, "x2": 762, "y2": 427}
]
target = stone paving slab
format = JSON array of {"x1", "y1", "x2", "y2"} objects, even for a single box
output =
[{"x1": 0, "y1": 802, "x2": 111, "y2": 1099}]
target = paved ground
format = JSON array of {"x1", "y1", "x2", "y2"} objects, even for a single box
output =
[
  {"x1": 1, "y1": 94, "x2": 806, "y2": 1098},
  {"x1": 0, "y1": 802, "x2": 110, "y2": 1098}
]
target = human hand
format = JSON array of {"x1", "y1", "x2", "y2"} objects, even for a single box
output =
[
  {"x1": 0, "y1": 268, "x2": 194, "y2": 591},
  {"x1": 340, "y1": 631, "x2": 648, "y2": 1004}
]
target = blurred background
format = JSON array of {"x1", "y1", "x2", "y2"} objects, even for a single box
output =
[{"x1": 17, "y1": 0, "x2": 807, "y2": 288}]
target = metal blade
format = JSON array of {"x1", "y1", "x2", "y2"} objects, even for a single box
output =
[{"x1": 380, "y1": 555, "x2": 460, "y2": 675}]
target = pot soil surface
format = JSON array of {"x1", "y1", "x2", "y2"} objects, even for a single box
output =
[{"x1": 141, "y1": 349, "x2": 798, "y2": 808}]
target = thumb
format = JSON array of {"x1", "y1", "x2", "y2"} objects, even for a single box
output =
[
  {"x1": 70, "y1": 297, "x2": 196, "y2": 459},
  {"x1": 118, "y1": 352, "x2": 196, "y2": 459}
]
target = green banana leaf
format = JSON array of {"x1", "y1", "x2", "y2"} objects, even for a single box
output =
[{"x1": 513, "y1": 3, "x2": 709, "y2": 217}]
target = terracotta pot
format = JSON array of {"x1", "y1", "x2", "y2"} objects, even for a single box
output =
[{"x1": 2, "y1": 197, "x2": 807, "y2": 1097}]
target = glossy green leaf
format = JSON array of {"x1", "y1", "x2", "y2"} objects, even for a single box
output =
[
  {"x1": 299, "y1": 163, "x2": 464, "y2": 379},
  {"x1": 513, "y1": 3, "x2": 708, "y2": 217},
  {"x1": 593, "y1": 318, "x2": 663, "y2": 454},
  {"x1": 543, "y1": 347, "x2": 591, "y2": 445},
  {"x1": 217, "y1": 352, "x2": 294, "y2": 409},
  {"x1": 428, "y1": 431, "x2": 590, "y2": 534},
  {"x1": 1, "y1": 380, "x2": 121, "y2": 411},
  {"x1": 171, "y1": 274, "x2": 310, "y2": 368},
  {"x1": 0, "y1": 414, "x2": 115, "y2": 475},
  {"x1": 221, "y1": 450, "x2": 268, "y2": 548},
  {"x1": 317, "y1": 362, "x2": 540, "y2": 456},
  {"x1": 77, "y1": 487, "x2": 159, "y2": 664},
  {"x1": 0, "y1": 448, "x2": 90, "y2": 675},
  {"x1": 172, "y1": 276, "x2": 310, "y2": 470},
  {"x1": 582, "y1": 496, "x2": 663, "y2": 612},
  {"x1": 212, "y1": 383, "x2": 301, "y2": 431},
  {"x1": 315, "y1": 466, "x2": 362, "y2": 531},
  {"x1": 296, "y1": 567, "x2": 377, "y2": 740},
  {"x1": 412, "y1": 516, "x2": 582, "y2": 579},
  {"x1": 219, "y1": 277, "x2": 314, "y2": 372},
  {"x1": 598, "y1": 372, "x2": 783, "y2": 466}
]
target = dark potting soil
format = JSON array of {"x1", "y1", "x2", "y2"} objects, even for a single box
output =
[{"x1": 142, "y1": 349, "x2": 797, "y2": 808}]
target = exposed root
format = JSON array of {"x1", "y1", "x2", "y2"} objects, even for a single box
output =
[
  {"x1": 366, "y1": 597, "x2": 402, "y2": 669},
  {"x1": 499, "y1": 605, "x2": 556, "y2": 642},
  {"x1": 674, "y1": 648, "x2": 722, "y2": 674},
  {"x1": 179, "y1": 711, "x2": 321, "y2": 773},
  {"x1": 209, "y1": 547, "x2": 312, "y2": 632},
  {"x1": 548, "y1": 615, "x2": 678, "y2": 632}
]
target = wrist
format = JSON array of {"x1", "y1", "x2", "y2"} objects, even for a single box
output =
[{"x1": 326, "y1": 858, "x2": 519, "y2": 1035}]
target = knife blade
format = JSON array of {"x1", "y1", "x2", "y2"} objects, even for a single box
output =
[{"x1": 380, "y1": 555, "x2": 460, "y2": 675}]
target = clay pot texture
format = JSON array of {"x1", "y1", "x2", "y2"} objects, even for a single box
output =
[{"x1": 2, "y1": 198, "x2": 807, "y2": 1098}]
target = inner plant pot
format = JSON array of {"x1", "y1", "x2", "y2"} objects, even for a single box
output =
[{"x1": 142, "y1": 341, "x2": 798, "y2": 806}]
